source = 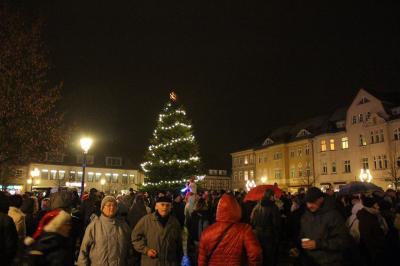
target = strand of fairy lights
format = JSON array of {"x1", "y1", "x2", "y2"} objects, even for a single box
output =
[
  {"x1": 148, "y1": 136, "x2": 195, "y2": 151},
  {"x1": 142, "y1": 175, "x2": 205, "y2": 186},
  {"x1": 141, "y1": 156, "x2": 200, "y2": 172}
]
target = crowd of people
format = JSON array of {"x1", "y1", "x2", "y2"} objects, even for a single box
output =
[{"x1": 0, "y1": 184, "x2": 400, "y2": 266}]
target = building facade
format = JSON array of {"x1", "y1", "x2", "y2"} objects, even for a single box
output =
[
  {"x1": 231, "y1": 149, "x2": 256, "y2": 190},
  {"x1": 201, "y1": 169, "x2": 231, "y2": 191},
  {"x1": 3, "y1": 154, "x2": 145, "y2": 195},
  {"x1": 232, "y1": 89, "x2": 400, "y2": 192}
]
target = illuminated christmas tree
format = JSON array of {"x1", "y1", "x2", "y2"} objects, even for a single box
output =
[{"x1": 140, "y1": 92, "x2": 201, "y2": 190}]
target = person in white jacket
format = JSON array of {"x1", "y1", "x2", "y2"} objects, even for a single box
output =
[{"x1": 8, "y1": 194, "x2": 26, "y2": 240}]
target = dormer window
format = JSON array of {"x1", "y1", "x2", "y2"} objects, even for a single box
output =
[
  {"x1": 263, "y1": 138, "x2": 274, "y2": 146},
  {"x1": 106, "y1": 157, "x2": 122, "y2": 167},
  {"x1": 358, "y1": 96, "x2": 370, "y2": 105},
  {"x1": 296, "y1": 129, "x2": 311, "y2": 138}
]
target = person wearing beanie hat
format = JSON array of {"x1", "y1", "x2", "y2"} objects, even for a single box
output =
[
  {"x1": 299, "y1": 187, "x2": 351, "y2": 265},
  {"x1": 78, "y1": 196, "x2": 131, "y2": 266},
  {"x1": 132, "y1": 194, "x2": 183, "y2": 265},
  {"x1": 26, "y1": 209, "x2": 74, "y2": 265}
]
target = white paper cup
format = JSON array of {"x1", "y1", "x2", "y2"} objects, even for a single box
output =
[{"x1": 301, "y1": 238, "x2": 310, "y2": 242}]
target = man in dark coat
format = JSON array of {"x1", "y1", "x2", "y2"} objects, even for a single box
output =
[
  {"x1": 0, "y1": 192, "x2": 18, "y2": 265},
  {"x1": 300, "y1": 187, "x2": 351, "y2": 266},
  {"x1": 80, "y1": 188, "x2": 100, "y2": 228},
  {"x1": 250, "y1": 189, "x2": 281, "y2": 266}
]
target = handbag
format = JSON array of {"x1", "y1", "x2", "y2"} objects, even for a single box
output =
[{"x1": 205, "y1": 223, "x2": 234, "y2": 264}]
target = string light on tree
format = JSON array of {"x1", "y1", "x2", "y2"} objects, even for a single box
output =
[{"x1": 140, "y1": 91, "x2": 201, "y2": 189}]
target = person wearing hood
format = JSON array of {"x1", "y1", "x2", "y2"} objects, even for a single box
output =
[
  {"x1": 357, "y1": 195, "x2": 389, "y2": 266},
  {"x1": 78, "y1": 196, "x2": 131, "y2": 266},
  {"x1": 132, "y1": 196, "x2": 183, "y2": 266},
  {"x1": 26, "y1": 209, "x2": 74, "y2": 266},
  {"x1": 198, "y1": 194, "x2": 262, "y2": 266},
  {"x1": 299, "y1": 187, "x2": 351, "y2": 266},
  {"x1": 250, "y1": 189, "x2": 281, "y2": 266}
]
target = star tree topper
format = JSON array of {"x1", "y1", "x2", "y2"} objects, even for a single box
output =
[{"x1": 170, "y1": 91, "x2": 177, "y2": 101}]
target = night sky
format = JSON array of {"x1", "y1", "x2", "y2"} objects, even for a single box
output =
[{"x1": 21, "y1": 2, "x2": 400, "y2": 169}]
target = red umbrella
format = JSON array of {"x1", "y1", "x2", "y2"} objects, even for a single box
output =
[{"x1": 244, "y1": 185, "x2": 283, "y2": 202}]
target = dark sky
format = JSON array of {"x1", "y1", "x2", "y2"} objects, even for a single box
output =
[{"x1": 22, "y1": 1, "x2": 400, "y2": 169}]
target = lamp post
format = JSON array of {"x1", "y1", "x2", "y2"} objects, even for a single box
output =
[
  {"x1": 100, "y1": 179, "x2": 105, "y2": 192},
  {"x1": 80, "y1": 137, "x2": 93, "y2": 198}
]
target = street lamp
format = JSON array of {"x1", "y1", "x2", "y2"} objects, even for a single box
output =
[
  {"x1": 80, "y1": 137, "x2": 93, "y2": 198},
  {"x1": 100, "y1": 179, "x2": 106, "y2": 192},
  {"x1": 261, "y1": 176, "x2": 267, "y2": 184}
]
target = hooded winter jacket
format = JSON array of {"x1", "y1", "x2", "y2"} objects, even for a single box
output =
[
  {"x1": 78, "y1": 214, "x2": 131, "y2": 266},
  {"x1": 300, "y1": 200, "x2": 351, "y2": 265},
  {"x1": 198, "y1": 194, "x2": 262, "y2": 266}
]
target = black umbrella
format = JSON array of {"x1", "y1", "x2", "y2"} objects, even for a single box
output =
[{"x1": 338, "y1": 181, "x2": 383, "y2": 195}]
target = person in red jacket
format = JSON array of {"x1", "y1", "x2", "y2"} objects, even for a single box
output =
[{"x1": 198, "y1": 193, "x2": 262, "y2": 266}]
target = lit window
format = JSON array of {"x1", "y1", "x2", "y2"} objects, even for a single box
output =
[
  {"x1": 77, "y1": 172, "x2": 83, "y2": 182},
  {"x1": 321, "y1": 140, "x2": 327, "y2": 152},
  {"x1": 290, "y1": 168, "x2": 295, "y2": 178},
  {"x1": 87, "y1": 172, "x2": 94, "y2": 182},
  {"x1": 330, "y1": 139, "x2": 335, "y2": 150},
  {"x1": 59, "y1": 170, "x2": 65, "y2": 180},
  {"x1": 244, "y1": 156, "x2": 249, "y2": 165},
  {"x1": 50, "y1": 170, "x2": 57, "y2": 180},
  {"x1": 112, "y1": 173, "x2": 119, "y2": 183},
  {"x1": 341, "y1": 137, "x2": 349, "y2": 149},
  {"x1": 95, "y1": 173, "x2": 101, "y2": 182},
  {"x1": 69, "y1": 171, "x2": 76, "y2": 181},
  {"x1": 250, "y1": 170, "x2": 254, "y2": 179},
  {"x1": 122, "y1": 174, "x2": 128, "y2": 185},
  {"x1": 244, "y1": 171, "x2": 249, "y2": 181}
]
